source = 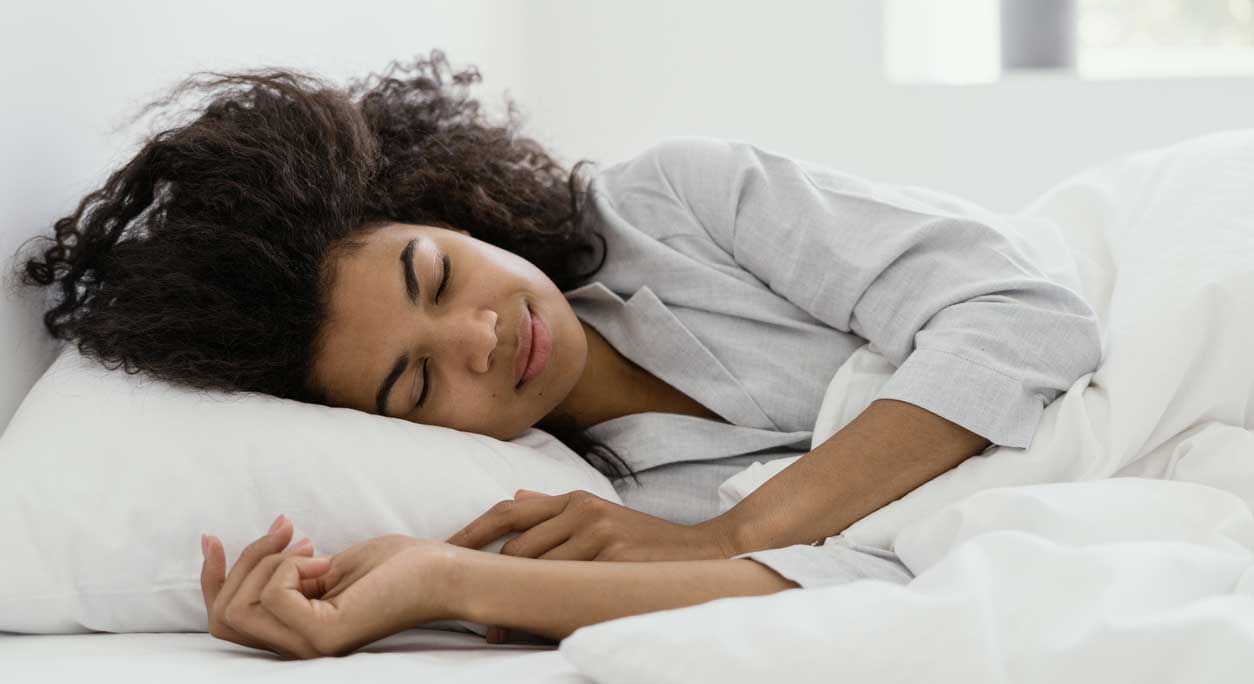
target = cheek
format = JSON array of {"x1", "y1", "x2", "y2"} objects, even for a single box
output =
[{"x1": 439, "y1": 394, "x2": 511, "y2": 430}]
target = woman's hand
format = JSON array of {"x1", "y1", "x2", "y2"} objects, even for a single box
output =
[
  {"x1": 200, "y1": 515, "x2": 454, "y2": 659},
  {"x1": 444, "y1": 489, "x2": 738, "y2": 643}
]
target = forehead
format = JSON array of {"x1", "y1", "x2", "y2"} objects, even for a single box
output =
[{"x1": 314, "y1": 223, "x2": 427, "y2": 407}]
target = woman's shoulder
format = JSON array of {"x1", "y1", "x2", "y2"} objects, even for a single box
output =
[{"x1": 596, "y1": 136, "x2": 746, "y2": 185}]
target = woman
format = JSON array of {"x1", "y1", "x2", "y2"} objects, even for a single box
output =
[{"x1": 13, "y1": 49, "x2": 1102, "y2": 659}]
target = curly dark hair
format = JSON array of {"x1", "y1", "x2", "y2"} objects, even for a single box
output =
[{"x1": 8, "y1": 48, "x2": 640, "y2": 485}]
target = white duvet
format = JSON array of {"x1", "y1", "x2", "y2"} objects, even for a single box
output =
[{"x1": 559, "y1": 130, "x2": 1254, "y2": 683}]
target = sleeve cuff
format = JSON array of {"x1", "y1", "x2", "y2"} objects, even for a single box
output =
[{"x1": 870, "y1": 347, "x2": 1045, "y2": 450}]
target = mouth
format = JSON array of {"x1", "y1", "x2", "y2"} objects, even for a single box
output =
[
  {"x1": 515, "y1": 301, "x2": 551, "y2": 389},
  {"x1": 514, "y1": 302, "x2": 533, "y2": 389}
]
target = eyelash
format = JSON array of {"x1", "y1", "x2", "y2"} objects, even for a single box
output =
[
  {"x1": 416, "y1": 254, "x2": 451, "y2": 410},
  {"x1": 435, "y1": 254, "x2": 450, "y2": 304}
]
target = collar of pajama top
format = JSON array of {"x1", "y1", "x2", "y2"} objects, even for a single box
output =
[{"x1": 564, "y1": 280, "x2": 817, "y2": 473}]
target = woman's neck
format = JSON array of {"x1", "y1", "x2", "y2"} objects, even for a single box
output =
[{"x1": 539, "y1": 321, "x2": 646, "y2": 433}]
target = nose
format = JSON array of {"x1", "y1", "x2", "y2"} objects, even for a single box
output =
[{"x1": 449, "y1": 307, "x2": 498, "y2": 374}]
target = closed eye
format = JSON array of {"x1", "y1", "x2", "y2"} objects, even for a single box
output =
[
  {"x1": 416, "y1": 358, "x2": 430, "y2": 409},
  {"x1": 417, "y1": 253, "x2": 450, "y2": 410},
  {"x1": 435, "y1": 253, "x2": 450, "y2": 304}
]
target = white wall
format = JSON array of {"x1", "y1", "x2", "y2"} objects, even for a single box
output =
[
  {"x1": 512, "y1": 0, "x2": 1254, "y2": 211},
  {"x1": 4, "y1": 0, "x2": 1253, "y2": 432}
]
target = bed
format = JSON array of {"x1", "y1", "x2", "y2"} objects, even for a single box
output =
[
  {"x1": 0, "y1": 629, "x2": 588, "y2": 683},
  {"x1": 4, "y1": 129, "x2": 1254, "y2": 682}
]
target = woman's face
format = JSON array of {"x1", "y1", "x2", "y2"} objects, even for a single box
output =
[{"x1": 312, "y1": 222, "x2": 589, "y2": 441}]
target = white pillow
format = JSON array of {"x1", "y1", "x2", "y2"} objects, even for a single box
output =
[{"x1": 0, "y1": 344, "x2": 620, "y2": 635}]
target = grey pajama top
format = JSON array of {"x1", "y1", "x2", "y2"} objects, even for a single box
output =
[{"x1": 561, "y1": 137, "x2": 1104, "y2": 588}]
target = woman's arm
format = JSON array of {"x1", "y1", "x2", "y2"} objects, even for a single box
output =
[
  {"x1": 713, "y1": 398, "x2": 991, "y2": 555},
  {"x1": 432, "y1": 398, "x2": 987, "y2": 643},
  {"x1": 438, "y1": 548, "x2": 798, "y2": 642},
  {"x1": 629, "y1": 137, "x2": 1102, "y2": 452}
]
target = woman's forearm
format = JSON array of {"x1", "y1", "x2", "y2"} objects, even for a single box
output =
[
  {"x1": 435, "y1": 547, "x2": 799, "y2": 641},
  {"x1": 420, "y1": 399, "x2": 987, "y2": 641},
  {"x1": 713, "y1": 398, "x2": 992, "y2": 555}
]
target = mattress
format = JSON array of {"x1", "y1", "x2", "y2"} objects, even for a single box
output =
[{"x1": 1, "y1": 628, "x2": 591, "y2": 683}]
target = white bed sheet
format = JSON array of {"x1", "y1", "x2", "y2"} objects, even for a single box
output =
[
  {"x1": 1, "y1": 629, "x2": 590, "y2": 683},
  {"x1": 555, "y1": 129, "x2": 1254, "y2": 684}
]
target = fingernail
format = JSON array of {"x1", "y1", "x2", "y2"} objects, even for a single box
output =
[
  {"x1": 268, "y1": 514, "x2": 286, "y2": 534},
  {"x1": 292, "y1": 537, "x2": 311, "y2": 551}
]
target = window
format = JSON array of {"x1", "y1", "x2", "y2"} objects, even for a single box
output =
[
  {"x1": 1080, "y1": 0, "x2": 1254, "y2": 78},
  {"x1": 884, "y1": 0, "x2": 1254, "y2": 83}
]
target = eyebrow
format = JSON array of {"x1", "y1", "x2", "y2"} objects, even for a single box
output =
[{"x1": 375, "y1": 238, "x2": 421, "y2": 416}]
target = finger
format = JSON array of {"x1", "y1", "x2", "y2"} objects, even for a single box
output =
[
  {"x1": 446, "y1": 495, "x2": 570, "y2": 550},
  {"x1": 207, "y1": 516, "x2": 295, "y2": 648},
  {"x1": 202, "y1": 534, "x2": 267, "y2": 649},
  {"x1": 218, "y1": 516, "x2": 296, "y2": 610},
  {"x1": 537, "y1": 536, "x2": 601, "y2": 561},
  {"x1": 201, "y1": 534, "x2": 226, "y2": 617},
  {"x1": 296, "y1": 570, "x2": 330, "y2": 599},
  {"x1": 499, "y1": 514, "x2": 573, "y2": 559},
  {"x1": 261, "y1": 555, "x2": 340, "y2": 655},
  {"x1": 295, "y1": 554, "x2": 341, "y2": 600},
  {"x1": 226, "y1": 546, "x2": 321, "y2": 659},
  {"x1": 513, "y1": 489, "x2": 547, "y2": 499},
  {"x1": 233, "y1": 538, "x2": 315, "y2": 614}
]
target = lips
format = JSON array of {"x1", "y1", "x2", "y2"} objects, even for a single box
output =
[{"x1": 514, "y1": 303, "x2": 532, "y2": 388}]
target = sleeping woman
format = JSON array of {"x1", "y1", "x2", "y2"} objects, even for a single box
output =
[{"x1": 12, "y1": 49, "x2": 1102, "y2": 658}]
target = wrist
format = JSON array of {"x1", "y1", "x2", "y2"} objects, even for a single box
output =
[
  {"x1": 696, "y1": 512, "x2": 748, "y2": 559},
  {"x1": 431, "y1": 545, "x2": 542, "y2": 633},
  {"x1": 416, "y1": 540, "x2": 479, "y2": 623}
]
